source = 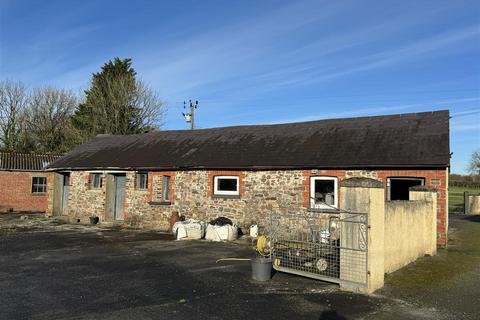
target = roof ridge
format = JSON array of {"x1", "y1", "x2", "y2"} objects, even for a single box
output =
[{"x1": 93, "y1": 109, "x2": 449, "y2": 138}]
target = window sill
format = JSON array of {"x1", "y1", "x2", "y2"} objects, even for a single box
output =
[
  {"x1": 149, "y1": 201, "x2": 172, "y2": 206},
  {"x1": 32, "y1": 193, "x2": 47, "y2": 196},
  {"x1": 307, "y1": 207, "x2": 339, "y2": 213},
  {"x1": 212, "y1": 194, "x2": 241, "y2": 200}
]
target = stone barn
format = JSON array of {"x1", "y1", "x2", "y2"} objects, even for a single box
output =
[
  {"x1": 0, "y1": 152, "x2": 61, "y2": 212},
  {"x1": 45, "y1": 110, "x2": 450, "y2": 246}
]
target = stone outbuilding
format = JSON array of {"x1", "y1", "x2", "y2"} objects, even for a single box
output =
[
  {"x1": 45, "y1": 110, "x2": 451, "y2": 246},
  {"x1": 0, "y1": 152, "x2": 61, "y2": 212}
]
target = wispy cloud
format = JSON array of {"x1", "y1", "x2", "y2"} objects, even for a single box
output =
[
  {"x1": 452, "y1": 108, "x2": 480, "y2": 117},
  {"x1": 451, "y1": 108, "x2": 480, "y2": 132},
  {"x1": 451, "y1": 124, "x2": 480, "y2": 132},
  {"x1": 135, "y1": 1, "x2": 479, "y2": 104},
  {"x1": 250, "y1": 25, "x2": 480, "y2": 91},
  {"x1": 269, "y1": 97, "x2": 480, "y2": 124}
]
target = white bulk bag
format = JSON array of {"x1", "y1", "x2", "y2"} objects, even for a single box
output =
[
  {"x1": 172, "y1": 219, "x2": 206, "y2": 240},
  {"x1": 205, "y1": 224, "x2": 238, "y2": 241},
  {"x1": 250, "y1": 224, "x2": 258, "y2": 238}
]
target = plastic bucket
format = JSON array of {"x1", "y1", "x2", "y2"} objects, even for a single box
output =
[{"x1": 251, "y1": 258, "x2": 272, "y2": 281}]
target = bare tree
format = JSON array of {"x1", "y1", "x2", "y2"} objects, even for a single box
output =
[
  {"x1": 131, "y1": 79, "x2": 166, "y2": 131},
  {"x1": 468, "y1": 150, "x2": 480, "y2": 176},
  {"x1": 25, "y1": 87, "x2": 79, "y2": 154},
  {"x1": 0, "y1": 80, "x2": 29, "y2": 151}
]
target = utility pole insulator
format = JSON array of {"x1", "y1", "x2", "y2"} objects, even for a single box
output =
[{"x1": 182, "y1": 99, "x2": 198, "y2": 130}]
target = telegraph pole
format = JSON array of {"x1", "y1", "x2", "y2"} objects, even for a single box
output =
[{"x1": 182, "y1": 100, "x2": 198, "y2": 130}]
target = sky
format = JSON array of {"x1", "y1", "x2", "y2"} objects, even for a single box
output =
[{"x1": 0, "y1": 0, "x2": 479, "y2": 173}]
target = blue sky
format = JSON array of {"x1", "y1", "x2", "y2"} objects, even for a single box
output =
[{"x1": 1, "y1": 0, "x2": 479, "y2": 173}]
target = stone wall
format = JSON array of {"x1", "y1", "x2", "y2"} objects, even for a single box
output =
[
  {"x1": 47, "y1": 169, "x2": 308, "y2": 232},
  {"x1": 163, "y1": 169, "x2": 306, "y2": 231},
  {"x1": 65, "y1": 171, "x2": 106, "y2": 221},
  {"x1": 46, "y1": 168, "x2": 447, "y2": 245}
]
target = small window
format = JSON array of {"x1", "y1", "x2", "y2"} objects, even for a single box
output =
[
  {"x1": 214, "y1": 176, "x2": 239, "y2": 196},
  {"x1": 90, "y1": 173, "x2": 102, "y2": 189},
  {"x1": 162, "y1": 175, "x2": 170, "y2": 201},
  {"x1": 387, "y1": 177, "x2": 425, "y2": 200},
  {"x1": 136, "y1": 173, "x2": 148, "y2": 190},
  {"x1": 310, "y1": 177, "x2": 338, "y2": 209},
  {"x1": 32, "y1": 177, "x2": 47, "y2": 194}
]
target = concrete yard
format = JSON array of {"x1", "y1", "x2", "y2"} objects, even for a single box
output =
[{"x1": 0, "y1": 213, "x2": 478, "y2": 320}]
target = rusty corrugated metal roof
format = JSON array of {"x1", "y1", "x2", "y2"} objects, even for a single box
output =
[
  {"x1": 48, "y1": 110, "x2": 450, "y2": 170},
  {"x1": 0, "y1": 152, "x2": 63, "y2": 171}
]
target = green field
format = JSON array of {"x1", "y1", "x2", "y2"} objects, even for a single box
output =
[{"x1": 449, "y1": 186, "x2": 480, "y2": 213}]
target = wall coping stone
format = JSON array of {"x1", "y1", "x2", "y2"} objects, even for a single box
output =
[{"x1": 409, "y1": 186, "x2": 438, "y2": 192}]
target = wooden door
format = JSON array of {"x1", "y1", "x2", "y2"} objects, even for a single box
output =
[
  {"x1": 53, "y1": 173, "x2": 69, "y2": 216},
  {"x1": 114, "y1": 175, "x2": 126, "y2": 220},
  {"x1": 105, "y1": 174, "x2": 115, "y2": 221},
  {"x1": 61, "y1": 174, "x2": 70, "y2": 213}
]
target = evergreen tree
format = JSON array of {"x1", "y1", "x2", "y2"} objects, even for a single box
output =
[{"x1": 72, "y1": 58, "x2": 163, "y2": 140}]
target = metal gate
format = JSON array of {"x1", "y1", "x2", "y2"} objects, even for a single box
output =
[{"x1": 269, "y1": 208, "x2": 368, "y2": 287}]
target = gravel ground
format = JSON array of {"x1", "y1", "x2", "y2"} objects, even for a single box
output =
[{"x1": 0, "y1": 212, "x2": 478, "y2": 319}]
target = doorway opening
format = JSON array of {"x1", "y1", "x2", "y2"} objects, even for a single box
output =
[{"x1": 387, "y1": 177, "x2": 425, "y2": 200}]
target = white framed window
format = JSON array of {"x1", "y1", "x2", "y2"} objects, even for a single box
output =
[
  {"x1": 310, "y1": 176, "x2": 338, "y2": 209},
  {"x1": 214, "y1": 176, "x2": 239, "y2": 196}
]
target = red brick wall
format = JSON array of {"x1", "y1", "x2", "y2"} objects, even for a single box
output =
[
  {"x1": 301, "y1": 169, "x2": 448, "y2": 246},
  {"x1": 0, "y1": 171, "x2": 52, "y2": 212}
]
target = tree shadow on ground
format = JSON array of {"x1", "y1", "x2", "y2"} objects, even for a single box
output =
[{"x1": 464, "y1": 215, "x2": 480, "y2": 223}]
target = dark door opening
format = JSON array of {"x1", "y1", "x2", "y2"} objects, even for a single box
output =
[{"x1": 388, "y1": 177, "x2": 425, "y2": 200}]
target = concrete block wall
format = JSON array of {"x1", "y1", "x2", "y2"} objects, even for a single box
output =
[
  {"x1": 0, "y1": 171, "x2": 52, "y2": 212},
  {"x1": 465, "y1": 192, "x2": 480, "y2": 214},
  {"x1": 384, "y1": 190, "x2": 437, "y2": 273},
  {"x1": 339, "y1": 179, "x2": 438, "y2": 293},
  {"x1": 339, "y1": 178, "x2": 385, "y2": 293}
]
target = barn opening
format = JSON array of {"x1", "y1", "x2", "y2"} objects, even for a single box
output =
[{"x1": 387, "y1": 177, "x2": 425, "y2": 200}]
